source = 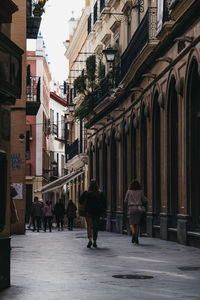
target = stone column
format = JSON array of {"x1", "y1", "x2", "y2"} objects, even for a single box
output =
[
  {"x1": 177, "y1": 214, "x2": 191, "y2": 245},
  {"x1": 160, "y1": 213, "x2": 169, "y2": 240}
]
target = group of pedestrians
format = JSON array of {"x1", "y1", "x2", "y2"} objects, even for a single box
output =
[
  {"x1": 30, "y1": 178, "x2": 147, "y2": 247},
  {"x1": 79, "y1": 179, "x2": 147, "y2": 248},
  {"x1": 30, "y1": 197, "x2": 77, "y2": 232}
]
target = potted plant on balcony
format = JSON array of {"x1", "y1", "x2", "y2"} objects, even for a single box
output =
[{"x1": 33, "y1": 0, "x2": 47, "y2": 17}]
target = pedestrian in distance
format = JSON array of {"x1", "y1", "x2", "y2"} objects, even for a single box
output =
[
  {"x1": 54, "y1": 198, "x2": 65, "y2": 231},
  {"x1": 66, "y1": 199, "x2": 77, "y2": 230},
  {"x1": 43, "y1": 200, "x2": 53, "y2": 232},
  {"x1": 31, "y1": 196, "x2": 43, "y2": 232},
  {"x1": 124, "y1": 180, "x2": 147, "y2": 245},
  {"x1": 79, "y1": 180, "x2": 106, "y2": 249}
]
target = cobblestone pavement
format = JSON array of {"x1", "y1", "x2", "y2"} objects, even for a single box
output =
[{"x1": 1, "y1": 228, "x2": 200, "y2": 300}]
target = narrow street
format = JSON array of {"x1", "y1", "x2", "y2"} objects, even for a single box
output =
[{"x1": 1, "y1": 229, "x2": 200, "y2": 300}]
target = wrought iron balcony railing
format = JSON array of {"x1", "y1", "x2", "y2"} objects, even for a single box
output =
[
  {"x1": 53, "y1": 124, "x2": 58, "y2": 136},
  {"x1": 121, "y1": 7, "x2": 157, "y2": 79}
]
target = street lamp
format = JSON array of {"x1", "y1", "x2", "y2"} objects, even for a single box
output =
[
  {"x1": 67, "y1": 103, "x2": 76, "y2": 113},
  {"x1": 102, "y1": 47, "x2": 117, "y2": 64}
]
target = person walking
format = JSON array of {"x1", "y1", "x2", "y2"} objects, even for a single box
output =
[
  {"x1": 43, "y1": 200, "x2": 53, "y2": 232},
  {"x1": 54, "y1": 198, "x2": 65, "y2": 231},
  {"x1": 66, "y1": 199, "x2": 77, "y2": 230},
  {"x1": 124, "y1": 180, "x2": 147, "y2": 244},
  {"x1": 79, "y1": 180, "x2": 106, "y2": 248},
  {"x1": 31, "y1": 196, "x2": 43, "y2": 232}
]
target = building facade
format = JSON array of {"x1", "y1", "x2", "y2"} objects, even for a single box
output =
[
  {"x1": 0, "y1": 0, "x2": 24, "y2": 290},
  {"x1": 26, "y1": 33, "x2": 51, "y2": 219},
  {"x1": 71, "y1": 0, "x2": 200, "y2": 247}
]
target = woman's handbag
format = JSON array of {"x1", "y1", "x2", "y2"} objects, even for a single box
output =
[{"x1": 138, "y1": 205, "x2": 146, "y2": 213}]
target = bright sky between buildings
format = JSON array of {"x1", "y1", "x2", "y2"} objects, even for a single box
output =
[{"x1": 40, "y1": 0, "x2": 85, "y2": 84}]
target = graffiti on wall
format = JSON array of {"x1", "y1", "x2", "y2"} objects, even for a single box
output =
[{"x1": 11, "y1": 153, "x2": 24, "y2": 170}]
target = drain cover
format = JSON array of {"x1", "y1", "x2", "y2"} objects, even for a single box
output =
[
  {"x1": 178, "y1": 266, "x2": 200, "y2": 271},
  {"x1": 112, "y1": 275, "x2": 154, "y2": 279}
]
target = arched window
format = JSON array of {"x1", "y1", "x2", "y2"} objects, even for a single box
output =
[{"x1": 186, "y1": 58, "x2": 200, "y2": 230}]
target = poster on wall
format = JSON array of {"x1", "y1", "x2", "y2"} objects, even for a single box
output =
[{"x1": 12, "y1": 183, "x2": 23, "y2": 199}]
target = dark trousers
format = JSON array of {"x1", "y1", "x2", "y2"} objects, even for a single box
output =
[
  {"x1": 86, "y1": 214, "x2": 99, "y2": 241},
  {"x1": 44, "y1": 216, "x2": 52, "y2": 232},
  {"x1": 32, "y1": 216, "x2": 41, "y2": 232},
  {"x1": 68, "y1": 217, "x2": 74, "y2": 230},
  {"x1": 56, "y1": 215, "x2": 64, "y2": 229}
]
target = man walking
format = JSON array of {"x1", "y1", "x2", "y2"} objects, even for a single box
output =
[
  {"x1": 31, "y1": 196, "x2": 43, "y2": 232},
  {"x1": 54, "y1": 198, "x2": 65, "y2": 231}
]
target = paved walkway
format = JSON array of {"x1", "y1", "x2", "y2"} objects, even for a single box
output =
[{"x1": 1, "y1": 228, "x2": 200, "y2": 300}]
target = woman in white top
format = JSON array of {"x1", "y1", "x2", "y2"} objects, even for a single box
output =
[{"x1": 124, "y1": 180, "x2": 147, "y2": 244}]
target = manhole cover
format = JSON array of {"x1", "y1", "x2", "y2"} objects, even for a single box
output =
[
  {"x1": 112, "y1": 275, "x2": 154, "y2": 279},
  {"x1": 178, "y1": 266, "x2": 200, "y2": 271}
]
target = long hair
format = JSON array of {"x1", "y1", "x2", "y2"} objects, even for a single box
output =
[
  {"x1": 129, "y1": 180, "x2": 141, "y2": 190},
  {"x1": 88, "y1": 180, "x2": 99, "y2": 192}
]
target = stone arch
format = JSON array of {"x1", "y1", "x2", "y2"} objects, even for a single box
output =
[{"x1": 185, "y1": 55, "x2": 200, "y2": 230}]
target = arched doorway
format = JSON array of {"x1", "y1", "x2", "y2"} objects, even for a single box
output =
[
  {"x1": 152, "y1": 92, "x2": 161, "y2": 223},
  {"x1": 123, "y1": 123, "x2": 128, "y2": 198},
  {"x1": 167, "y1": 77, "x2": 178, "y2": 227},
  {"x1": 187, "y1": 58, "x2": 200, "y2": 231},
  {"x1": 111, "y1": 129, "x2": 117, "y2": 213}
]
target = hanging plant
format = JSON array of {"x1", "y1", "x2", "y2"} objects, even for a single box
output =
[
  {"x1": 86, "y1": 55, "x2": 96, "y2": 82},
  {"x1": 74, "y1": 92, "x2": 94, "y2": 120},
  {"x1": 98, "y1": 61, "x2": 105, "y2": 82},
  {"x1": 74, "y1": 75, "x2": 86, "y2": 94}
]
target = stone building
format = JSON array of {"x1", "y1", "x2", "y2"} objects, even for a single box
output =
[
  {"x1": 73, "y1": 0, "x2": 200, "y2": 246},
  {"x1": 0, "y1": 0, "x2": 24, "y2": 290}
]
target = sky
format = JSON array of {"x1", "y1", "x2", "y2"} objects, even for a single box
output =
[{"x1": 39, "y1": 0, "x2": 85, "y2": 84}]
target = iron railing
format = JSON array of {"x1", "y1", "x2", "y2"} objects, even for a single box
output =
[
  {"x1": 53, "y1": 124, "x2": 58, "y2": 136},
  {"x1": 121, "y1": 7, "x2": 157, "y2": 78}
]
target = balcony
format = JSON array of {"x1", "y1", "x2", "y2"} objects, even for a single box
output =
[
  {"x1": 121, "y1": 7, "x2": 157, "y2": 79},
  {"x1": 26, "y1": 76, "x2": 41, "y2": 115},
  {"x1": 26, "y1": 0, "x2": 41, "y2": 39}
]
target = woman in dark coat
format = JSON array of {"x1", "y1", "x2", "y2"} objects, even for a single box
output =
[
  {"x1": 79, "y1": 180, "x2": 106, "y2": 248},
  {"x1": 66, "y1": 200, "x2": 77, "y2": 230},
  {"x1": 124, "y1": 180, "x2": 147, "y2": 244}
]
